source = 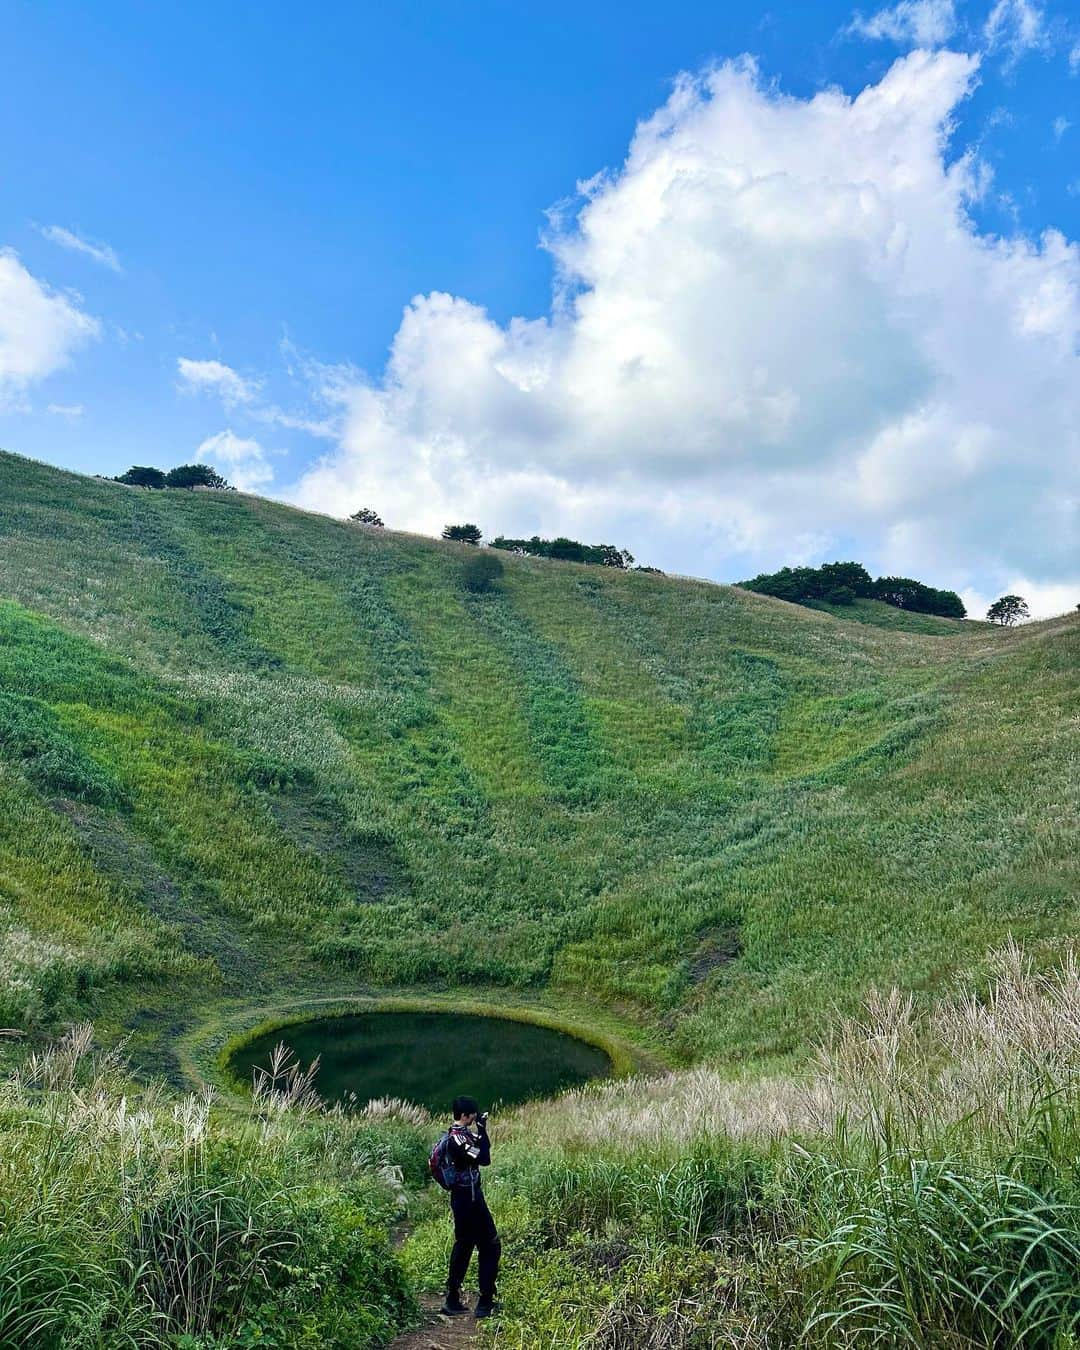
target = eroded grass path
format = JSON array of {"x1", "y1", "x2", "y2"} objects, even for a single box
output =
[{"x1": 390, "y1": 1294, "x2": 479, "y2": 1350}]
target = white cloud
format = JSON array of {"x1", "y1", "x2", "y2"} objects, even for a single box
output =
[
  {"x1": 1053, "y1": 115, "x2": 1071, "y2": 139},
  {"x1": 0, "y1": 249, "x2": 100, "y2": 410},
  {"x1": 1070, "y1": 42, "x2": 1080, "y2": 73},
  {"x1": 290, "y1": 51, "x2": 1079, "y2": 604},
  {"x1": 178, "y1": 344, "x2": 341, "y2": 439},
  {"x1": 962, "y1": 577, "x2": 1078, "y2": 621},
  {"x1": 984, "y1": 0, "x2": 1049, "y2": 64},
  {"x1": 848, "y1": 0, "x2": 956, "y2": 46},
  {"x1": 38, "y1": 224, "x2": 122, "y2": 273},
  {"x1": 46, "y1": 402, "x2": 84, "y2": 418},
  {"x1": 177, "y1": 357, "x2": 261, "y2": 407},
  {"x1": 257, "y1": 405, "x2": 339, "y2": 438},
  {"x1": 195, "y1": 429, "x2": 275, "y2": 491}
]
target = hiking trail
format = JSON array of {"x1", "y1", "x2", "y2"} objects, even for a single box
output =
[{"x1": 390, "y1": 1292, "x2": 479, "y2": 1350}]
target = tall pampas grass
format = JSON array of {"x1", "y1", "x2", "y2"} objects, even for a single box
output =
[
  {"x1": 0, "y1": 1028, "x2": 421, "y2": 1346},
  {"x1": 468, "y1": 947, "x2": 1080, "y2": 1347}
]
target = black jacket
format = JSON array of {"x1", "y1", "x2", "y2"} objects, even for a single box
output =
[{"x1": 446, "y1": 1122, "x2": 490, "y2": 1191}]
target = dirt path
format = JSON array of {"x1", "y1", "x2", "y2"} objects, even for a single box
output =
[{"x1": 390, "y1": 1293, "x2": 479, "y2": 1350}]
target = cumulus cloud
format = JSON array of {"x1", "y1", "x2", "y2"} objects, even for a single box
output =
[
  {"x1": 962, "y1": 577, "x2": 1078, "y2": 622},
  {"x1": 291, "y1": 50, "x2": 1079, "y2": 609},
  {"x1": 177, "y1": 357, "x2": 261, "y2": 407},
  {"x1": 38, "y1": 224, "x2": 122, "y2": 272},
  {"x1": 195, "y1": 428, "x2": 275, "y2": 491},
  {"x1": 0, "y1": 249, "x2": 100, "y2": 410},
  {"x1": 848, "y1": 0, "x2": 957, "y2": 46}
]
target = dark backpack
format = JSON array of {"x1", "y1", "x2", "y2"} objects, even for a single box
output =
[{"x1": 428, "y1": 1131, "x2": 458, "y2": 1190}]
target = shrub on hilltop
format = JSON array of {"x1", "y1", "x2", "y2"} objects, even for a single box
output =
[
  {"x1": 490, "y1": 534, "x2": 634, "y2": 568},
  {"x1": 442, "y1": 522, "x2": 482, "y2": 544},
  {"x1": 738, "y1": 560, "x2": 873, "y2": 606},
  {"x1": 740, "y1": 560, "x2": 966, "y2": 619},
  {"x1": 165, "y1": 463, "x2": 232, "y2": 490},
  {"x1": 873, "y1": 574, "x2": 967, "y2": 619},
  {"x1": 114, "y1": 463, "x2": 234, "y2": 490},
  {"x1": 115, "y1": 465, "x2": 167, "y2": 488}
]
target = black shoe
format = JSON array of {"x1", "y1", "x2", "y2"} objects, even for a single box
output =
[
  {"x1": 474, "y1": 1300, "x2": 501, "y2": 1320},
  {"x1": 440, "y1": 1294, "x2": 469, "y2": 1315}
]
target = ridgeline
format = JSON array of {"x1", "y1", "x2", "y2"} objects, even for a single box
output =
[
  {"x1": 2, "y1": 448, "x2": 1074, "y2": 1063},
  {"x1": 1, "y1": 447, "x2": 1078, "y2": 1346}
]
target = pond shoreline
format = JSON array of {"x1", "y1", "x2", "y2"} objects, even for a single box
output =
[
  {"x1": 230, "y1": 1007, "x2": 617, "y2": 1112},
  {"x1": 180, "y1": 989, "x2": 663, "y2": 1109}
]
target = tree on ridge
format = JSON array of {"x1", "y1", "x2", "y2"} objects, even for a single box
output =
[
  {"x1": 986, "y1": 595, "x2": 1030, "y2": 626},
  {"x1": 165, "y1": 463, "x2": 232, "y2": 490},
  {"x1": 443, "y1": 523, "x2": 482, "y2": 545},
  {"x1": 489, "y1": 534, "x2": 634, "y2": 568},
  {"x1": 115, "y1": 466, "x2": 167, "y2": 488}
]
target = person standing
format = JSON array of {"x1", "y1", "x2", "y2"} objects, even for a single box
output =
[{"x1": 436, "y1": 1095, "x2": 501, "y2": 1319}]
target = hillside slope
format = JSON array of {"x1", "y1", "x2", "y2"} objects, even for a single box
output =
[{"x1": 1, "y1": 449, "x2": 1076, "y2": 1070}]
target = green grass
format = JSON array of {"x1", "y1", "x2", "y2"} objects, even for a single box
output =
[
  {"x1": 1, "y1": 447, "x2": 1078, "y2": 1345},
  {"x1": 398, "y1": 948, "x2": 1080, "y2": 1347},
  {"x1": 0, "y1": 447, "x2": 1076, "y2": 1065},
  {"x1": 805, "y1": 595, "x2": 983, "y2": 633},
  {"x1": 0, "y1": 1027, "x2": 422, "y2": 1347}
]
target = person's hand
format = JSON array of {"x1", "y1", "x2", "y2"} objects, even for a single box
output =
[{"x1": 477, "y1": 1111, "x2": 489, "y2": 1130}]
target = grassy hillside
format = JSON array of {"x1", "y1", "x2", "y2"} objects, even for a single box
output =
[
  {"x1": 2, "y1": 447, "x2": 1079, "y2": 1348},
  {"x1": 1, "y1": 448, "x2": 1076, "y2": 1071},
  {"x1": 803, "y1": 595, "x2": 982, "y2": 633}
]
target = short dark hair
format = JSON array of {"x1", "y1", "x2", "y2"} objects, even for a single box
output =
[{"x1": 453, "y1": 1095, "x2": 480, "y2": 1119}]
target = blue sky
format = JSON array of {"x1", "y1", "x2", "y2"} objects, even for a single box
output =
[{"x1": 1, "y1": 0, "x2": 1077, "y2": 614}]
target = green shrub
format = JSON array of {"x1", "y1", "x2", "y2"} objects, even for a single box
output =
[
  {"x1": 227, "y1": 1189, "x2": 415, "y2": 1349},
  {"x1": 116, "y1": 466, "x2": 167, "y2": 489},
  {"x1": 461, "y1": 551, "x2": 504, "y2": 594},
  {"x1": 166, "y1": 464, "x2": 232, "y2": 490}
]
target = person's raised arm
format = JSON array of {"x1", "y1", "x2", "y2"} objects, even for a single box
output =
[{"x1": 476, "y1": 1116, "x2": 491, "y2": 1166}]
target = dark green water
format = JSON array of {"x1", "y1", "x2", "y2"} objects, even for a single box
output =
[{"x1": 231, "y1": 1011, "x2": 612, "y2": 1113}]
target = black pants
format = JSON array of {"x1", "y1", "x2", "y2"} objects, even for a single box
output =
[{"x1": 447, "y1": 1186, "x2": 500, "y2": 1301}]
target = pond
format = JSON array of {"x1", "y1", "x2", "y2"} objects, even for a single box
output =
[{"x1": 230, "y1": 1010, "x2": 613, "y2": 1114}]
